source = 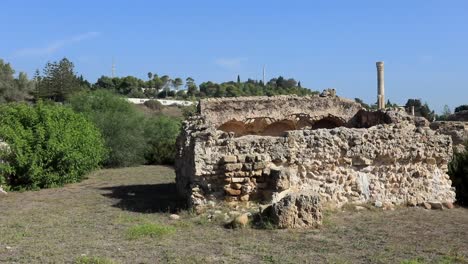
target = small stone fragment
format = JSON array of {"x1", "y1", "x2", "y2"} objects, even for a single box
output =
[
  {"x1": 429, "y1": 202, "x2": 443, "y2": 210},
  {"x1": 422, "y1": 202, "x2": 432, "y2": 210},
  {"x1": 232, "y1": 213, "x2": 249, "y2": 228},
  {"x1": 0, "y1": 186, "x2": 7, "y2": 196},
  {"x1": 443, "y1": 202, "x2": 454, "y2": 209},
  {"x1": 169, "y1": 214, "x2": 180, "y2": 220},
  {"x1": 374, "y1": 201, "x2": 383, "y2": 208}
]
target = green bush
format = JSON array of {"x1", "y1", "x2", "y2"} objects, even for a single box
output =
[
  {"x1": 69, "y1": 90, "x2": 147, "y2": 167},
  {"x1": 144, "y1": 116, "x2": 181, "y2": 164},
  {"x1": 0, "y1": 102, "x2": 106, "y2": 190},
  {"x1": 449, "y1": 142, "x2": 468, "y2": 206},
  {"x1": 179, "y1": 104, "x2": 198, "y2": 119},
  {"x1": 143, "y1": 99, "x2": 163, "y2": 111}
]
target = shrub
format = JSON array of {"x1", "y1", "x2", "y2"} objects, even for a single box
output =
[
  {"x1": 0, "y1": 102, "x2": 106, "y2": 190},
  {"x1": 143, "y1": 99, "x2": 163, "y2": 111},
  {"x1": 449, "y1": 142, "x2": 468, "y2": 206},
  {"x1": 69, "y1": 90, "x2": 147, "y2": 167},
  {"x1": 144, "y1": 116, "x2": 181, "y2": 164},
  {"x1": 179, "y1": 104, "x2": 198, "y2": 119}
]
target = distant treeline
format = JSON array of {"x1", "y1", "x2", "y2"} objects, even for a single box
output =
[{"x1": 94, "y1": 74, "x2": 316, "y2": 99}]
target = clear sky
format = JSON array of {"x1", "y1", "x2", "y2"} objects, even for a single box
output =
[{"x1": 1, "y1": 0, "x2": 467, "y2": 112}]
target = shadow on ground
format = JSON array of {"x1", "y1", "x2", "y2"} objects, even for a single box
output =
[{"x1": 100, "y1": 183, "x2": 187, "y2": 213}]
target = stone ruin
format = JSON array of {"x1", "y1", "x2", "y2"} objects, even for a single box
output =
[{"x1": 175, "y1": 94, "x2": 459, "y2": 228}]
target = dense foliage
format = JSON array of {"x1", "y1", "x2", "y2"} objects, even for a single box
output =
[
  {"x1": 35, "y1": 58, "x2": 90, "y2": 102},
  {"x1": 0, "y1": 102, "x2": 106, "y2": 190},
  {"x1": 70, "y1": 90, "x2": 181, "y2": 167},
  {"x1": 449, "y1": 143, "x2": 468, "y2": 206},
  {"x1": 70, "y1": 90, "x2": 147, "y2": 167},
  {"x1": 455, "y1": 105, "x2": 468, "y2": 113},
  {"x1": 144, "y1": 115, "x2": 181, "y2": 164},
  {"x1": 0, "y1": 59, "x2": 34, "y2": 102},
  {"x1": 405, "y1": 99, "x2": 435, "y2": 121}
]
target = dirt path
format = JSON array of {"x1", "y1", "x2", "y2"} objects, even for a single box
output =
[{"x1": 1, "y1": 166, "x2": 467, "y2": 263}]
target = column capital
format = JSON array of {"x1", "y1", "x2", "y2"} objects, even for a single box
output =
[{"x1": 376, "y1": 61, "x2": 384, "y2": 70}]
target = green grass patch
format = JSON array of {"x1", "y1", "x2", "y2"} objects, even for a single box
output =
[
  {"x1": 400, "y1": 257, "x2": 426, "y2": 264},
  {"x1": 74, "y1": 256, "x2": 116, "y2": 264},
  {"x1": 126, "y1": 223, "x2": 176, "y2": 240}
]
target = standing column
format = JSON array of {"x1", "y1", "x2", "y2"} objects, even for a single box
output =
[{"x1": 376, "y1": 61, "x2": 385, "y2": 109}]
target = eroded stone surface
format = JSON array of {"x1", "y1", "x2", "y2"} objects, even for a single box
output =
[
  {"x1": 430, "y1": 121, "x2": 468, "y2": 153},
  {"x1": 175, "y1": 96, "x2": 456, "y2": 213},
  {"x1": 270, "y1": 191, "x2": 322, "y2": 229}
]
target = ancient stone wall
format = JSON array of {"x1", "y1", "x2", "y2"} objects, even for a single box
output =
[
  {"x1": 176, "y1": 96, "x2": 456, "y2": 210},
  {"x1": 430, "y1": 121, "x2": 468, "y2": 153}
]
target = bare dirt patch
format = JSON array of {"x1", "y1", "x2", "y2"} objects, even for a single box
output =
[{"x1": 1, "y1": 166, "x2": 467, "y2": 263}]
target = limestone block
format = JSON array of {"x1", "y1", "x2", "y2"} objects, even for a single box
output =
[
  {"x1": 224, "y1": 186, "x2": 241, "y2": 196},
  {"x1": 223, "y1": 155, "x2": 238, "y2": 163},
  {"x1": 224, "y1": 163, "x2": 243, "y2": 171},
  {"x1": 270, "y1": 191, "x2": 322, "y2": 228},
  {"x1": 271, "y1": 168, "x2": 290, "y2": 191}
]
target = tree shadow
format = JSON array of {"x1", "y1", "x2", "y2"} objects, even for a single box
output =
[{"x1": 100, "y1": 183, "x2": 187, "y2": 213}]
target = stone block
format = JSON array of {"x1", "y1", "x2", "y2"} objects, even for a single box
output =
[
  {"x1": 253, "y1": 162, "x2": 266, "y2": 170},
  {"x1": 230, "y1": 177, "x2": 246, "y2": 183},
  {"x1": 231, "y1": 183, "x2": 242, "y2": 190},
  {"x1": 269, "y1": 191, "x2": 322, "y2": 228},
  {"x1": 225, "y1": 171, "x2": 248, "y2": 177},
  {"x1": 224, "y1": 186, "x2": 241, "y2": 196},
  {"x1": 223, "y1": 155, "x2": 238, "y2": 163},
  {"x1": 224, "y1": 163, "x2": 243, "y2": 171}
]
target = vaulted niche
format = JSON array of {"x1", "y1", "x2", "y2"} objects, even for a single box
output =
[
  {"x1": 217, "y1": 120, "x2": 246, "y2": 136},
  {"x1": 217, "y1": 115, "x2": 348, "y2": 137}
]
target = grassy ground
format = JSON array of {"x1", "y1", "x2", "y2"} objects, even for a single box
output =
[{"x1": 1, "y1": 166, "x2": 468, "y2": 264}]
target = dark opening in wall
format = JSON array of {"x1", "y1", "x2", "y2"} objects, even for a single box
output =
[{"x1": 311, "y1": 117, "x2": 346, "y2": 129}]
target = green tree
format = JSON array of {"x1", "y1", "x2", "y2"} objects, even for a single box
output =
[
  {"x1": 37, "y1": 58, "x2": 83, "y2": 102},
  {"x1": 144, "y1": 116, "x2": 181, "y2": 164},
  {"x1": 455, "y1": 105, "x2": 468, "y2": 113},
  {"x1": 186, "y1": 77, "x2": 198, "y2": 96},
  {"x1": 172, "y1": 77, "x2": 183, "y2": 93},
  {"x1": 437, "y1": 105, "x2": 452, "y2": 121},
  {"x1": 0, "y1": 59, "x2": 33, "y2": 102}
]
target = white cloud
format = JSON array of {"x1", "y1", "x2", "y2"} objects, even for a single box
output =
[
  {"x1": 214, "y1": 57, "x2": 247, "y2": 70},
  {"x1": 14, "y1": 31, "x2": 100, "y2": 57}
]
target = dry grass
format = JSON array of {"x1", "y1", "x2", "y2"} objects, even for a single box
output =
[{"x1": 1, "y1": 165, "x2": 468, "y2": 263}]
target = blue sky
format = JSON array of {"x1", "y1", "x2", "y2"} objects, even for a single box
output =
[{"x1": 1, "y1": 0, "x2": 467, "y2": 112}]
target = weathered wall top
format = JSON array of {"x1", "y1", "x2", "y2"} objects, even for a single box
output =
[{"x1": 198, "y1": 95, "x2": 363, "y2": 127}]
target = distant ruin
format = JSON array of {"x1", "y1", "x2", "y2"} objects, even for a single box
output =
[{"x1": 175, "y1": 94, "x2": 457, "y2": 212}]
